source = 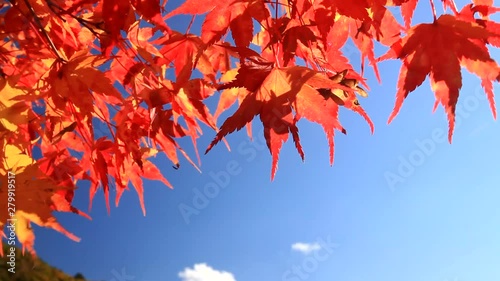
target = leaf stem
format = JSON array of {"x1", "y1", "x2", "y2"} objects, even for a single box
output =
[
  {"x1": 274, "y1": 0, "x2": 280, "y2": 67},
  {"x1": 429, "y1": 0, "x2": 437, "y2": 21},
  {"x1": 45, "y1": 0, "x2": 103, "y2": 38},
  {"x1": 186, "y1": 15, "x2": 196, "y2": 34}
]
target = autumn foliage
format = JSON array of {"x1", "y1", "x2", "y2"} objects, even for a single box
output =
[{"x1": 0, "y1": 0, "x2": 499, "y2": 255}]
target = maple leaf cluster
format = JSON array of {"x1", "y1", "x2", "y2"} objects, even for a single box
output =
[{"x1": 0, "y1": 0, "x2": 499, "y2": 254}]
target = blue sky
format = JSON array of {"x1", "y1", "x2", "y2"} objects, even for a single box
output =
[{"x1": 25, "y1": 1, "x2": 500, "y2": 281}]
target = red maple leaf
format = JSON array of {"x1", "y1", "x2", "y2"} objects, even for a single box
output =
[
  {"x1": 381, "y1": 14, "x2": 500, "y2": 141},
  {"x1": 167, "y1": 0, "x2": 270, "y2": 47}
]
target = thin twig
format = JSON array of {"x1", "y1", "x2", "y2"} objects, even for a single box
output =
[
  {"x1": 45, "y1": 0, "x2": 103, "y2": 38},
  {"x1": 22, "y1": 0, "x2": 65, "y2": 61}
]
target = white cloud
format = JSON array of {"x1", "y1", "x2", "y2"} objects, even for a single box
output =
[
  {"x1": 178, "y1": 263, "x2": 236, "y2": 281},
  {"x1": 291, "y1": 242, "x2": 322, "y2": 254}
]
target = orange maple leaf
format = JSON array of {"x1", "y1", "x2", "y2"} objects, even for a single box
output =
[
  {"x1": 208, "y1": 50, "x2": 373, "y2": 179},
  {"x1": 167, "y1": 0, "x2": 270, "y2": 47},
  {"x1": 0, "y1": 146, "x2": 90, "y2": 256}
]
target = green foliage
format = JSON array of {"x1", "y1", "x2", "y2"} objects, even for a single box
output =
[
  {"x1": 0, "y1": 244, "x2": 87, "y2": 281},
  {"x1": 74, "y1": 273, "x2": 85, "y2": 280}
]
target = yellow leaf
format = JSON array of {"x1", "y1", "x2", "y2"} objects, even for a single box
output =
[
  {"x1": 3, "y1": 144, "x2": 33, "y2": 173},
  {"x1": 0, "y1": 77, "x2": 29, "y2": 131}
]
